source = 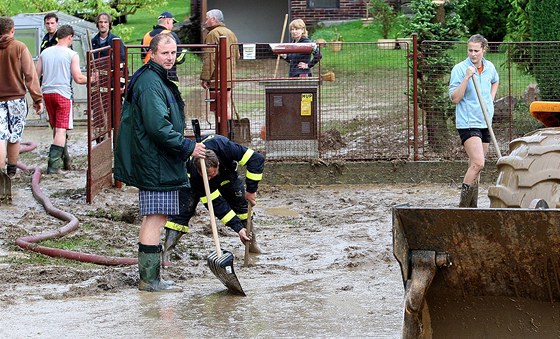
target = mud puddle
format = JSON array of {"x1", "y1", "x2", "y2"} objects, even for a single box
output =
[{"x1": 0, "y1": 126, "x2": 487, "y2": 337}]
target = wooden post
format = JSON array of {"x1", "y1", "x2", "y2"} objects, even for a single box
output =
[{"x1": 273, "y1": 14, "x2": 289, "y2": 78}]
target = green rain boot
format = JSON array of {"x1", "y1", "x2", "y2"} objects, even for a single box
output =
[
  {"x1": 459, "y1": 183, "x2": 476, "y2": 208},
  {"x1": 162, "y1": 228, "x2": 185, "y2": 268},
  {"x1": 47, "y1": 144, "x2": 64, "y2": 174},
  {"x1": 62, "y1": 137, "x2": 72, "y2": 170},
  {"x1": 138, "y1": 244, "x2": 182, "y2": 292}
]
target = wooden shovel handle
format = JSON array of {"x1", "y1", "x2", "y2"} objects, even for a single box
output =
[
  {"x1": 193, "y1": 119, "x2": 222, "y2": 257},
  {"x1": 273, "y1": 14, "x2": 289, "y2": 78},
  {"x1": 200, "y1": 157, "x2": 222, "y2": 257},
  {"x1": 471, "y1": 77, "x2": 502, "y2": 157},
  {"x1": 244, "y1": 203, "x2": 252, "y2": 266}
]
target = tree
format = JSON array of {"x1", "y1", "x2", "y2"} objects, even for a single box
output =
[
  {"x1": 458, "y1": 0, "x2": 512, "y2": 43},
  {"x1": 369, "y1": 0, "x2": 398, "y2": 39},
  {"x1": 2, "y1": 0, "x2": 163, "y2": 23},
  {"x1": 505, "y1": 0, "x2": 531, "y2": 42},
  {"x1": 401, "y1": 0, "x2": 468, "y2": 150}
]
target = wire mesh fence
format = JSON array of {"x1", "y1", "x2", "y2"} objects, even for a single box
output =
[
  {"x1": 419, "y1": 40, "x2": 557, "y2": 160},
  {"x1": 231, "y1": 41, "x2": 411, "y2": 160},
  {"x1": 121, "y1": 41, "x2": 411, "y2": 161},
  {"x1": 108, "y1": 40, "x2": 558, "y2": 162},
  {"x1": 88, "y1": 49, "x2": 113, "y2": 142}
]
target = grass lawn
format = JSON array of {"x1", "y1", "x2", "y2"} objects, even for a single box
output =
[{"x1": 311, "y1": 20, "x2": 395, "y2": 43}]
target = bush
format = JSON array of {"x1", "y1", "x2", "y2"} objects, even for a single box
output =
[
  {"x1": 458, "y1": 0, "x2": 512, "y2": 42},
  {"x1": 529, "y1": 0, "x2": 560, "y2": 100},
  {"x1": 368, "y1": 0, "x2": 398, "y2": 39}
]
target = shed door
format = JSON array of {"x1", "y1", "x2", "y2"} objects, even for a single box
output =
[{"x1": 206, "y1": 0, "x2": 289, "y2": 43}]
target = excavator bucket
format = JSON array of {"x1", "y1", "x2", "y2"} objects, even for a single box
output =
[{"x1": 393, "y1": 205, "x2": 560, "y2": 338}]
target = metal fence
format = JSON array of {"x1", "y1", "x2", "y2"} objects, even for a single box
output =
[
  {"x1": 121, "y1": 40, "x2": 412, "y2": 161},
  {"x1": 99, "y1": 39, "x2": 559, "y2": 163},
  {"x1": 418, "y1": 40, "x2": 556, "y2": 160},
  {"x1": 87, "y1": 46, "x2": 115, "y2": 203}
]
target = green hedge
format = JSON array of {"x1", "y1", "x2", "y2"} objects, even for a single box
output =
[{"x1": 529, "y1": 0, "x2": 560, "y2": 99}]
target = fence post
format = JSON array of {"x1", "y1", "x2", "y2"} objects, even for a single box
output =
[
  {"x1": 412, "y1": 33, "x2": 419, "y2": 161},
  {"x1": 218, "y1": 36, "x2": 228, "y2": 136},
  {"x1": 112, "y1": 38, "x2": 123, "y2": 189}
]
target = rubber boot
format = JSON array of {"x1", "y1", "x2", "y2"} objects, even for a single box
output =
[
  {"x1": 47, "y1": 144, "x2": 64, "y2": 174},
  {"x1": 242, "y1": 220, "x2": 263, "y2": 254},
  {"x1": 470, "y1": 183, "x2": 479, "y2": 208},
  {"x1": 138, "y1": 244, "x2": 182, "y2": 292},
  {"x1": 459, "y1": 183, "x2": 475, "y2": 208},
  {"x1": 7, "y1": 164, "x2": 17, "y2": 178},
  {"x1": 162, "y1": 228, "x2": 185, "y2": 268},
  {"x1": 62, "y1": 137, "x2": 72, "y2": 170}
]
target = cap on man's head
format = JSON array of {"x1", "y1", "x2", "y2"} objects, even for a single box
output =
[{"x1": 159, "y1": 11, "x2": 178, "y2": 23}]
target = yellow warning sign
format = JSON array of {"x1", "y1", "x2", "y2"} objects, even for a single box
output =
[{"x1": 301, "y1": 93, "x2": 313, "y2": 116}]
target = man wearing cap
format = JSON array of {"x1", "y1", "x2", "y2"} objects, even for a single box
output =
[{"x1": 141, "y1": 11, "x2": 186, "y2": 83}]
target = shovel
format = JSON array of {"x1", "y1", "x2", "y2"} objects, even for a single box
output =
[
  {"x1": 192, "y1": 119, "x2": 246, "y2": 296},
  {"x1": 230, "y1": 96, "x2": 251, "y2": 145},
  {"x1": 472, "y1": 76, "x2": 502, "y2": 157}
]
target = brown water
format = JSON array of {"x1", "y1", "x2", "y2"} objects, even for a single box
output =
[{"x1": 0, "y1": 126, "x2": 483, "y2": 338}]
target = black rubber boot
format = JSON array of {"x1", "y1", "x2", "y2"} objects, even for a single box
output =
[
  {"x1": 47, "y1": 144, "x2": 64, "y2": 174},
  {"x1": 138, "y1": 243, "x2": 182, "y2": 292},
  {"x1": 162, "y1": 228, "x2": 185, "y2": 267},
  {"x1": 242, "y1": 220, "x2": 263, "y2": 254},
  {"x1": 470, "y1": 183, "x2": 479, "y2": 208},
  {"x1": 7, "y1": 164, "x2": 17, "y2": 178},
  {"x1": 62, "y1": 137, "x2": 72, "y2": 170},
  {"x1": 459, "y1": 183, "x2": 476, "y2": 208}
]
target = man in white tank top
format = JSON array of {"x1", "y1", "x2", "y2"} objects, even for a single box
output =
[{"x1": 36, "y1": 24, "x2": 87, "y2": 174}]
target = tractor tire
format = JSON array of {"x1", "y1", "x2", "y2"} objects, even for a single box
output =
[{"x1": 488, "y1": 127, "x2": 560, "y2": 208}]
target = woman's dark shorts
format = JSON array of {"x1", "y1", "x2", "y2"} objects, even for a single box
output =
[{"x1": 457, "y1": 128, "x2": 490, "y2": 145}]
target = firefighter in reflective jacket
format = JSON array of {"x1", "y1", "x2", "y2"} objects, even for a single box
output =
[{"x1": 163, "y1": 134, "x2": 265, "y2": 265}]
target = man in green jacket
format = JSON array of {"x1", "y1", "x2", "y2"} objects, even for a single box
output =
[{"x1": 114, "y1": 33, "x2": 205, "y2": 292}]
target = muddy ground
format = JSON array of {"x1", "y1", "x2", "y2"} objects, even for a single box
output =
[{"x1": 0, "y1": 126, "x2": 489, "y2": 337}]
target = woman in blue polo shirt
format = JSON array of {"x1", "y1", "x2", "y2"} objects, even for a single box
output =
[{"x1": 449, "y1": 34, "x2": 499, "y2": 208}]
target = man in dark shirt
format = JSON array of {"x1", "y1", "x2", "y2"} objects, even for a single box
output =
[
  {"x1": 40, "y1": 13, "x2": 58, "y2": 53},
  {"x1": 91, "y1": 12, "x2": 125, "y2": 62}
]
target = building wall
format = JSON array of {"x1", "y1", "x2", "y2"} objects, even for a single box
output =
[
  {"x1": 192, "y1": 0, "x2": 400, "y2": 42},
  {"x1": 290, "y1": 0, "x2": 367, "y2": 27},
  {"x1": 206, "y1": 0, "x2": 289, "y2": 43}
]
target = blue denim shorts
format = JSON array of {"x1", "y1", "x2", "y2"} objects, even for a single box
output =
[{"x1": 457, "y1": 128, "x2": 490, "y2": 145}]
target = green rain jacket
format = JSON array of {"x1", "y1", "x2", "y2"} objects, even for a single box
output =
[{"x1": 114, "y1": 60, "x2": 195, "y2": 191}]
